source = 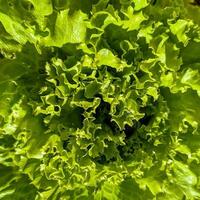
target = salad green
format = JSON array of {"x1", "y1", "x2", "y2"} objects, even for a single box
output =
[{"x1": 0, "y1": 0, "x2": 200, "y2": 199}]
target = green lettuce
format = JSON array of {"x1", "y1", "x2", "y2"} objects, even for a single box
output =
[{"x1": 0, "y1": 0, "x2": 200, "y2": 199}]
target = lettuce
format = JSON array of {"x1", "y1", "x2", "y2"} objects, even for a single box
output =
[{"x1": 0, "y1": 0, "x2": 200, "y2": 199}]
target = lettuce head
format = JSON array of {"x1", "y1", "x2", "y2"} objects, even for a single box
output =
[{"x1": 0, "y1": 0, "x2": 200, "y2": 199}]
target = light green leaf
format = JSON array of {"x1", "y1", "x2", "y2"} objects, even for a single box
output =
[
  {"x1": 41, "y1": 9, "x2": 87, "y2": 46},
  {"x1": 122, "y1": 7, "x2": 147, "y2": 31},
  {"x1": 96, "y1": 48, "x2": 126, "y2": 70},
  {"x1": 133, "y1": 0, "x2": 149, "y2": 11}
]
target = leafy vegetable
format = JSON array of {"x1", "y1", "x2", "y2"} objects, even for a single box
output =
[{"x1": 0, "y1": 0, "x2": 200, "y2": 199}]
